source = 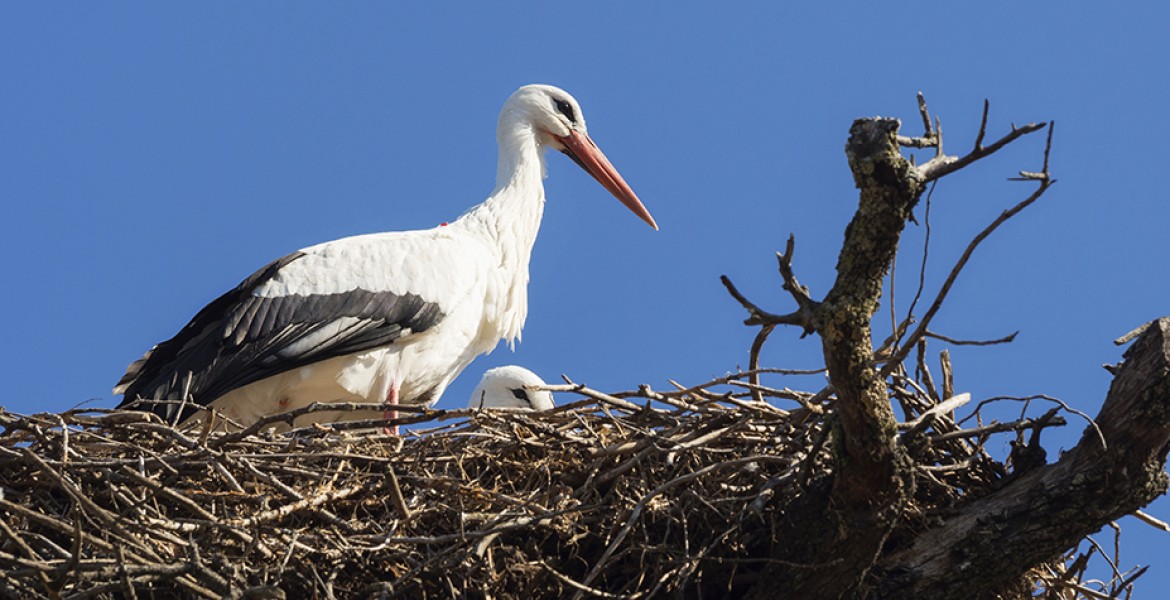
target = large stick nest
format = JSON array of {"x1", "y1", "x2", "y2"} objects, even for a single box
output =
[{"x1": 0, "y1": 371, "x2": 1128, "y2": 599}]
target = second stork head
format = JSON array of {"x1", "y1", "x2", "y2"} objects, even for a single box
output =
[{"x1": 469, "y1": 366, "x2": 555, "y2": 411}]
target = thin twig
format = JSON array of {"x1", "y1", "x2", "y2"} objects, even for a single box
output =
[
  {"x1": 929, "y1": 414, "x2": 1067, "y2": 443},
  {"x1": 1132, "y1": 510, "x2": 1170, "y2": 532},
  {"x1": 925, "y1": 330, "x2": 1019, "y2": 346},
  {"x1": 882, "y1": 171, "x2": 1056, "y2": 376},
  {"x1": 962, "y1": 394, "x2": 1104, "y2": 450}
]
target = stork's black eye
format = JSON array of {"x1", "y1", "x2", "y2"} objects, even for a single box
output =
[
  {"x1": 511, "y1": 388, "x2": 530, "y2": 402},
  {"x1": 553, "y1": 98, "x2": 577, "y2": 123}
]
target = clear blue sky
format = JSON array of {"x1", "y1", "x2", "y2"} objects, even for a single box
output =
[{"x1": 3, "y1": 3, "x2": 1167, "y2": 592}]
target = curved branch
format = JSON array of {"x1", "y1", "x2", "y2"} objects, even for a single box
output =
[
  {"x1": 720, "y1": 275, "x2": 812, "y2": 330},
  {"x1": 880, "y1": 177, "x2": 1055, "y2": 377},
  {"x1": 918, "y1": 120, "x2": 1048, "y2": 182}
]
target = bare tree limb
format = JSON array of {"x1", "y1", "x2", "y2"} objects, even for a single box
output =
[
  {"x1": 918, "y1": 114, "x2": 1048, "y2": 182},
  {"x1": 720, "y1": 275, "x2": 810, "y2": 330}
]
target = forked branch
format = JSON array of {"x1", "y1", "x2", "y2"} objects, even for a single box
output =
[
  {"x1": 918, "y1": 103, "x2": 1047, "y2": 182},
  {"x1": 882, "y1": 123, "x2": 1056, "y2": 376}
]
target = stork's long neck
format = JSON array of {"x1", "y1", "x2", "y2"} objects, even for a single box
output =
[
  {"x1": 453, "y1": 119, "x2": 548, "y2": 344},
  {"x1": 486, "y1": 123, "x2": 548, "y2": 250}
]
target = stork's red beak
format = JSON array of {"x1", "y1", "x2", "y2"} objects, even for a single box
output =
[{"x1": 560, "y1": 130, "x2": 658, "y2": 231}]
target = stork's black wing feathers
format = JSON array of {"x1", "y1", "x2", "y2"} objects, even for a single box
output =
[{"x1": 115, "y1": 251, "x2": 445, "y2": 423}]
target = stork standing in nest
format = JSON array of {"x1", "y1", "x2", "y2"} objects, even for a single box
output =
[{"x1": 115, "y1": 84, "x2": 655, "y2": 430}]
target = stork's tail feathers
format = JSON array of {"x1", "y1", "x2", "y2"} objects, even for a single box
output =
[{"x1": 113, "y1": 346, "x2": 156, "y2": 397}]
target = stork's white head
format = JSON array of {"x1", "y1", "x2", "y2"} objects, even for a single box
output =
[
  {"x1": 469, "y1": 365, "x2": 555, "y2": 411},
  {"x1": 501, "y1": 84, "x2": 588, "y2": 148},
  {"x1": 499, "y1": 84, "x2": 658, "y2": 230}
]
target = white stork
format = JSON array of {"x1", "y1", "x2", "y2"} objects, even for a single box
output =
[
  {"x1": 469, "y1": 366, "x2": 554, "y2": 411},
  {"x1": 115, "y1": 84, "x2": 655, "y2": 430}
]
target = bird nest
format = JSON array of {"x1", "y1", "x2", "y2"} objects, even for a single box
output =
[{"x1": 0, "y1": 372, "x2": 1131, "y2": 599}]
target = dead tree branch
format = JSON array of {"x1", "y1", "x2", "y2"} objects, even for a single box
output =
[{"x1": 730, "y1": 97, "x2": 1072, "y2": 598}]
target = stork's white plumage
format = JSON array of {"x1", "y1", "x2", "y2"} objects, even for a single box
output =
[
  {"x1": 468, "y1": 366, "x2": 554, "y2": 411},
  {"x1": 115, "y1": 84, "x2": 655, "y2": 429}
]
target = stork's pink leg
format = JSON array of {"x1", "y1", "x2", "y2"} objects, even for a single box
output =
[{"x1": 383, "y1": 383, "x2": 400, "y2": 436}]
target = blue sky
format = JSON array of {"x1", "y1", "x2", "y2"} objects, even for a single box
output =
[{"x1": 3, "y1": 3, "x2": 1168, "y2": 591}]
